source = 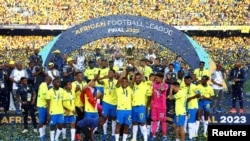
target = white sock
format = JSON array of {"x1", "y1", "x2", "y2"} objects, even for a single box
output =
[
  {"x1": 203, "y1": 121, "x2": 208, "y2": 134},
  {"x1": 71, "y1": 128, "x2": 76, "y2": 141},
  {"x1": 50, "y1": 130, "x2": 55, "y2": 141},
  {"x1": 195, "y1": 121, "x2": 200, "y2": 135},
  {"x1": 55, "y1": 128, "x2": 62, "y2": 140},
  {"x1": 140, "y1": 125, "x2": 148, "y2": 141},
  {"x1": 184, "y1": 116, "x2": 188, "y2": 133},
  {"x1": 156, "y1": 121, "x2": 160, "y2": 131},
  {"x1": 42, "y1": 125, "x2": 46, "y2": 136},
  {"x1": 176, "y1": 139, "x2": 180, "y2": 141},
  {"x1": 201, "y1": 116, "x2": 205, "y2": 123},
  {"x1": 62, "y1": 128, "x2": 66, "y2": 139},
  {"x1": 146, "y1": 125, "x2": 151, "y2": 136},
  {"x1": 111, "y1": 120, "x2": 116, "y2": 136},
  {"x1": 122, "y1": 134, "x2": 128, "y2": 141},
  {"x1": 132, "y1": 125, "x2": 138, "y2": 140},
  {"x1": 39, "y1": 127, "x2": 43, "y2": 137},
  {"x1": 93, "y1": 127, "x2": 98, "y2": 133},
  {"x1": 103, "y1": 120, "x2": 108, "y2": 135},
  {"x1": 188, "y1": 123, "x2": 193, "y2": 139},
  {"x1": 115, "y1": 134, "x2": 119, "y2": 141}
]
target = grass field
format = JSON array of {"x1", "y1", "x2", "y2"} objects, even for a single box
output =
[
  {"x1": 0, "y1": 123, "x2": 208, "y2": 141},
  {"x1": 244, "y1": 79, "x2": 250, "y2": 95}
]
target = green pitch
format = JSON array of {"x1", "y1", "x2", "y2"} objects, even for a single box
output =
[{"x1": 0, "y1": 122, "x2": 208, "y2": 141}]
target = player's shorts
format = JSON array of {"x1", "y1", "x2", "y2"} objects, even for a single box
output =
[
  {"x1": 151, "y1": 108, "x2": 166, "y2": 121},
  {"x1": 102, "y1": 102, "x2": 117, "y2": 117},
  {"x1": 198, "y1": 100, "x2": 211, "y2": 112},
  {"x1": 85, "y1": 112, "x2": 99, "y2": 119},
  {"x1": 117, "y1": 110, "x2": 132, "y2": 126},
  {"x1": 187, "y1": 109, "x2": 198, "y2": 123},
  {"x1": 50, "y1": 114, "x2": 64, "y2": 125},
  {"x1": 38, "y1": 107, "x2": 47, "y2": 124},
  {"x1": 174, "y1": 115, "x2": 186, "y2": 126},
  {"x1": 64, "y1": 115, "x2": 76, "y2": 123},
  {"x1": 132, "y1": 106, "x2": 146, "y2": 123}
]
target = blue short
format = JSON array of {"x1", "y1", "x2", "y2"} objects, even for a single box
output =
[
  {"x1": 132, "y1": 106, "x2": 146, "y2": 123},
  {"x1": 50, "y1": 114, "x2": 64, "y2": 125},
  {"x1": 64, "y1": 115, "x2": 76, "y2": 123},
  {"x1": 85, "y1": 112, "x2": 99, "y2": 119},
  {"x1": 198, "y1": 100, "x2": 211, "y2": 112},
  {"x1": 96, "y1": 86, "x2": 104, "y2": 95},
  {"x1": 102, "y1": 102, "x2": 117, "y2": 118},
  {"x1": 38, "y1": 107, "x2": 47, "y2": 124},
  {"x1": 117, "y1": 110, "x2": 132, "y2": 126},
  {"x1": 147, "y1": 110, "x2": 151, "y2": 119},
  {"x1": 187, "y1": 109, "x2": 198, "y2": 123},
  {"x1": 174, "y1": 115, "x2": 186, "y2": 126}
]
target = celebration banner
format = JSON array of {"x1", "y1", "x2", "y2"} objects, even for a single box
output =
[{"x1": 41, "y1": 15, "x2": 205, "y2": 69}]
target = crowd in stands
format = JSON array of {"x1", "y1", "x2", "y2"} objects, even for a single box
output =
[
  {"x1": 0, "y1": 35, "x2": 249, "y2": 70},
  {"x1": 0, "y1": 0, "x2": 249, "y2": 26}
]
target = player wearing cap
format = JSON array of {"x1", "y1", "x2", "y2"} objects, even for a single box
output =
[
  {"x1": 184, "y1": 76, "x2": 199, "y2": 140},
  {"x1": 195, "y1": 75, "x2": 214, "y2": 138},
  {"x1": 114, "y1": 69, "x2": 133, "y2": 141},
  {"x1": 168, "y1": 82, "x2": 187, "y2": 141},
  {"x1": 97, "y1": 69, "x2": 117, "y2": 141}
]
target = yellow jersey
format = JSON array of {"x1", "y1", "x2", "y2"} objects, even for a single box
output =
[
  {"x1": 174, "y1": 89, "x2": 187, "y2": 116},
  {"x1": 132, "y1": 82, "x2": 148, "y2": 106},
  {"x1": 98, "y1": 67, "x2": 109, "y2": 78},
  {"x1": 185, "y1": 84, "x2": 198, "y2": 109},
  {"x1": 84, "y1": 67, "x2": 98, "y2": 80},
  {"x1": 102, "y1": 79, "x2": 117, "y2": 105},
  {"x1": 116, "y1": 86, "x2": 133, "y2": 110},
  {"x1": 72, "y1": 81, "x2": 87, "y2": 108},
  {"x1": 145, "y1": 81, "x2": 153, "y2": 107},
  {"x1": 197, "y1": 84, "x2": 214, "y2": 98},
  {"x1": 140, "y1": 66, "x2": 153, "y2": 79},
  {"x1": 84, "y1": 86, "x2": 99, "y2": 113},
  {"x1": 193, "y1": 68, "x2": 210, "y2": 81},
  {"x1": 37, "y1": 82, "x2": 49, "y2": 108},
  {"x1": 177, "y1": 79, "x2": 186, "y2": 90},
  {"x1": 111, "y1": 66, "x2": 119, "y2": 72},
  {"x1": 63, "y1": 89, "x2": 76, "y2": 116},
  {"x1": 46, "y1": 88, "x2": 67, "y2": 115}
]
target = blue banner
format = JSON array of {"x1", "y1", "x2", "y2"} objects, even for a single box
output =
[{"x1": 43, "y1": 15, "x2": 203, "y2": 69}]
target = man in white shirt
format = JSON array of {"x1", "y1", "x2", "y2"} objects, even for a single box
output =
[
  {"x1": 113, "y1": 53, "x2": 124, "y2": 70},
  {"x1": 211, "y1": 62, "x2": 224, "y2": 113},
  {"x1": 9, "y1": 62, "x2": 29, "y2": 114},
  {"x1": 47, "y1": 62, "x2": 60, "y2": 88},
  {"x1": 74, "y1": 49, "x2": 85, "y2": 72}
]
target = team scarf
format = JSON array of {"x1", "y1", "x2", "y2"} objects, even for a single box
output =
[{"x1": 80, "y1": 86, "x2": 97, "y2": 108}]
